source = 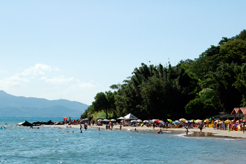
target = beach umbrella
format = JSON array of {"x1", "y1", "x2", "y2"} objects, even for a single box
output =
[
  {"x1": 195, "y1": 119, "x2": 202, "y2": 124},
  {"x1": 143, "y1": 120, "x2": 149, "y2": 123},
  {"x1": 188, "y1": 120, "x2": 194, "y2": 123},
  {"x1": 214, "y1": 120, "x2": 221, "y2": 124},
  {"x1": 155, "y1": 119, "x2": 160, "y2": 123},
  {"x1": 111, "y1": 119, "x2": 116, "y2": 122},
  {"x1": 151, "y1": 119, "x2": 158, "y2": 123},
  {"x1": 130, "y1": 120, "x2": 137, "y2": 123},
  {"x1": 189, "y1": 119, "x2": 195, "y2": 123},
  {"x1": 173, "y1": 122, "x2": 179, "y2": 125},
  {"x1": 103, "y1": 119, "x2": 109, "y2": 122},
  {"x1": 224, "y1": 119, "x2": 231, "y2": 124},
  {"x1": 204, "y1": 119, "x2": 210, "y2": 123},
  {"x1": 179, "y1": 118, "x2": 187, "y2": 122},
  {"x1": 63, "y1": 117, "x2": 68, "y2": 120},
  {"x1": 167, "y1": 119, "x2": 172, "y2": 123},
  {"x1": 236, "y1": 120, "x2": 242, "y2": 123},
  {"x1": 124, "y1": 113, "x2": 138, "y2": 120},
  {"x1": 117, "y1": 117, "x2": 125, "y2": 120},
  {"x1": 97, "y1": 119, "x2": 103, "y2": 122},
  {"x1": 137, "y1": 119, "x2": 142, "y2": 122}
]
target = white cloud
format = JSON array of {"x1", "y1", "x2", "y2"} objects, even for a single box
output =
[
  {"x1": 0, "y1": 63, "x2": 99, "y2": 104},
  {"x1": 21, "y1": 64, "x2": 54, "y2": 76},
  {"x1": 41, "y1": 76, "x2": 76, "y2": 84},
  {"x1": 0, "y1": 64, "x2": 56, "y2": 89}
]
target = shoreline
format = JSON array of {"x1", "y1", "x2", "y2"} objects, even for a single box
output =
[{"x1": 48, "y1": 124, "x2": 246, "y2": 139}]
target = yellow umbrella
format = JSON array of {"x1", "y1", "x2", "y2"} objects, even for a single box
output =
[
  {"x1": 214, "y1": 120, "x2": 221, "y2": 124},
  {"x1": 204, "y1": 119, "x2": 210, "y2": 123},
  {"x1": 224, "y1": 119, "x2": 231, "y2": 124},
  {"x1": 179, "y1": 118, "x2": 187, "y2": 122}
]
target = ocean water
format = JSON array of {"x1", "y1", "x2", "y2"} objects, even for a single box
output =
[{"x1": 0, "y1": 117, "x2": 246, "y2": 164}]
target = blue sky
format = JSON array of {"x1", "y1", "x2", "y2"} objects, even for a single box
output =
[{"x1": 0, "y1": 1, "x2": 245, "y2": 105}]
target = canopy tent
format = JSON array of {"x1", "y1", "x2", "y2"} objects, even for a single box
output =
[{"x1": 124, "y1": 113, "x2": 138, "y2": 120}]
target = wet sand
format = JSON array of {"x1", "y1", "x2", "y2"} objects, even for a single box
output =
[{"x1": 50, "y1": 124, "x2": 246, "y2": 139}]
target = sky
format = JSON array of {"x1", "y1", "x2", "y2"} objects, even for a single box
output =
[{"x1": 0, "y1": 1, "x2": 245, "y2": 105}]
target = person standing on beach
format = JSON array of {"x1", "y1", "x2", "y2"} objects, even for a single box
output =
[
  {"x1": 199, "y1": 123, "x2": 203, "y2": 134},
  {"x1": 242, "y1": 123, "x2": 245, "y2": 134},
  {"x1": 185, "y1": 127, "x2": 189, "y2": 135}
]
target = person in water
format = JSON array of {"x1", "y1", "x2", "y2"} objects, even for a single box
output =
[
  {"x1": 158, "y1": 129, "x2": 163, "y2": 134},
  {"x1": 98, "y1": 127, "x2": 100, "y2": 131}
]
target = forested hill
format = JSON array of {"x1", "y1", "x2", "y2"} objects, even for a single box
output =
[
  {"x1": 82, "y1": 29, "x2": 246, "y2": 121},
  {"x1": 0, "y1": 90, "x2": 88, "y2": 117}
]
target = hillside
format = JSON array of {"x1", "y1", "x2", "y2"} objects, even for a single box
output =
[{"x1": 0, "y1": 90, "x2": 88, "y2": 117}]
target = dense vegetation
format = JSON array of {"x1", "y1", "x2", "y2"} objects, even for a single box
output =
[{"x1": 82, "y1": 30, "x2": 246, "y2": 120}]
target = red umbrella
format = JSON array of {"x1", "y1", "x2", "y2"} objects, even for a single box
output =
[
  {"x1": 63, "y1": 117, "x2": 68, "y2": 120},
  {"x1": 155, "y1": 119, "x2": 160, "y2": 123}
]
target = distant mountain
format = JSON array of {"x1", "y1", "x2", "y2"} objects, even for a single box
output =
[{"x1": 0, "y1": 90, "x2": 89, "y2": 117}]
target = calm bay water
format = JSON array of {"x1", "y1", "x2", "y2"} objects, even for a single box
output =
[{"x1": 0, "y1": 117, "x2": 246, "y2": 163}]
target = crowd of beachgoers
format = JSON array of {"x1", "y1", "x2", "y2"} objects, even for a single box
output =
[
  {"x1": 11, "y1": 113, "x2": 246, "y2": 138},
  {"x1": 64, "y1": 115, "x2": 246, "y2": 135}
]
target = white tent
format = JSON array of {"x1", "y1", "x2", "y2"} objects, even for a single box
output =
[{"x1": 124, "y1": 113, "x2": 138, "y2": 120}]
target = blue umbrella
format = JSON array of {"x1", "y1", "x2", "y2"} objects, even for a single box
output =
[{"x1": 173, "y1": 122, "x2": 179, "y2": 125}]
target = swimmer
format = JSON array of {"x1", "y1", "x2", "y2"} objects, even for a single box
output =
[
  {"x1": 158, "y1": 129, "x2": 162, "y2": 134},
  {"x1": 80, "y1": 130, "x2": 83, "y2": 133},
  {"x1": 98, "y1": 128, "x2": 100, "y2": 131},
  {"x1": 66, "y1": 131, "x2": 70, "y2": 133}
]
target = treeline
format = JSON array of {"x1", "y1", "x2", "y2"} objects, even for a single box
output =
[{"x1": 82, "y1": 29, "x2": 246, "y2": 121}]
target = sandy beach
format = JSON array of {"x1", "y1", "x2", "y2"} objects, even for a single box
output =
[{"x1": 50, "y1": 124, "x2": 246, "y2": 139}]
